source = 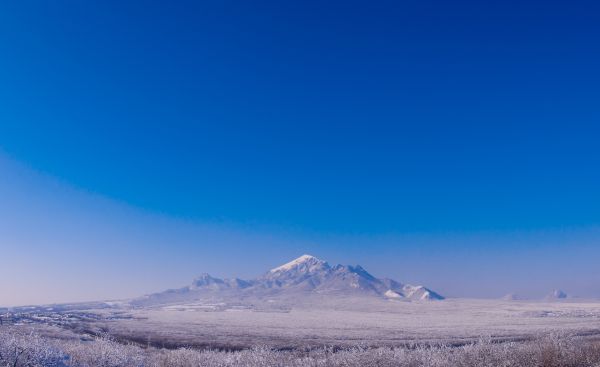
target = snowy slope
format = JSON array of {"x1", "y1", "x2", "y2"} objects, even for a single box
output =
[{"x1": 132, "y1": 254, "x2": 444, "y2": 307}]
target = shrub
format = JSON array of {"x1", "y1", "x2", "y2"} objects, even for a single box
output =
[
  {"x1": 0, "y1": 328, "x2": 66, "y2": 367},
  {"x1": 2, "y1": 327, "x2": 600, "y2": 367}
]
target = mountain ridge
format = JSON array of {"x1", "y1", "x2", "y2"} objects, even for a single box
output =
[{"x1": 132, "y1": 254, "x2": 444, "y2": 307}]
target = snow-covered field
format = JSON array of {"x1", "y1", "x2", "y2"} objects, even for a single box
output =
[
  {"x1": 3, "y1": 326, "x2": 600, "y2": 367},
  {"x1": 6, "y1": 297, "x2": 600, "y2": 350},
  {"x1": 4, "y1": 298, "x2": 600, "y2": 366},
  {"x1": 85, "y1": 298, "x2": 600, "y2": 349}
]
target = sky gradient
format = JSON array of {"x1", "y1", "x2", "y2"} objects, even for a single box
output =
[{"x1": 1, "y1": 0, "x2": 600, "y2": 306}]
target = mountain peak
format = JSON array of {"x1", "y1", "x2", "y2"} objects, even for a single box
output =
[
  {"x1": 546, "y1": 289, "x2": 568, "y2": 300},
  {"x1": 269, "y1": 254, "x2": 324, "y2": 273},
  {"x1": 190, "y1": 273, "x2": 226, "y2": 290},
  {"x1": 193, "y1": 273, "x2": 219, "y2": 283},
  {"x1": 133, "y1": 254, "x2": 444, "y2": 307}
]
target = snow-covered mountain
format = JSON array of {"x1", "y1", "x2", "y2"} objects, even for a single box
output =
[
  {"x1": 545, "y1": 289, "x2": 569, "y2": 301},
  {"x1": 132, "y1": 254, "x2": 443, "y2": 307}
]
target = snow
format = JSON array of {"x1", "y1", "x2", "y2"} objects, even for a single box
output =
[
  {"x1": 133, "y1": 254, "x2": 444, "y2": 307},
  {"x1": 384, "y1": 290, "x2": 403, "y2": 298},
  {"x1": 100, "y1": 298, "x2": 600, "y2": 348},
  {"x1": 270, "y1": 254, "x2": 319, "y2": 273}
]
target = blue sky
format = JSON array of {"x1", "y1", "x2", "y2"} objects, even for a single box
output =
[{"x1": 1, "y1": 0, "x2": 600, "y2": 305}]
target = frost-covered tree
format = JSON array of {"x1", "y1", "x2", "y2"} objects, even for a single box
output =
[{"x1": 2, "y1": 327, "x2": 600, "y2": 367}]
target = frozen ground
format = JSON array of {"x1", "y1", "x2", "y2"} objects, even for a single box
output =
[
  {"x1": 28, "y1": 297, "x2": 598, "y2": 349},
  {"x1": 5, "y1": 297, "x2": 600, "y2": 349},
  {"x1": 3, "y1": 326, "x2": 600, "y2": 367}
]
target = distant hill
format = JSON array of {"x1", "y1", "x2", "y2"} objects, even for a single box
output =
[
  {"x1": 545, "y1": 289, "x2": 569, "y2": 301},
  {"x1": 502, "y1": 293, "x2": 524, "y2": 301}
]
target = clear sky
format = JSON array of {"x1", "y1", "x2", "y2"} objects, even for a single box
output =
[{"x1": 1, "y1": 1, "x2": 600, "y2": 306}]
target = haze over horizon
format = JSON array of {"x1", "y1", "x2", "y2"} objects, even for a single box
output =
[
  {"x1": 2, "y1": 152, "x2": 600, "y2": 306},
  {"x1": 1, "y1": 0, "x2": 600, "y2": 306}
]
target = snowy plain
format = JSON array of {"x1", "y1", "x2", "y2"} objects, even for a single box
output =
[
  {"x1": 69, "y1": 297, "x2": 600, "y2": 349},
  {"x1": 5, "y1": 254, "x2": 600, "y2": 350}
]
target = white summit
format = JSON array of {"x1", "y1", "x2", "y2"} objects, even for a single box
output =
[{"x1": 270, "y1": 254, "x2": 320, "y2": 273}]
